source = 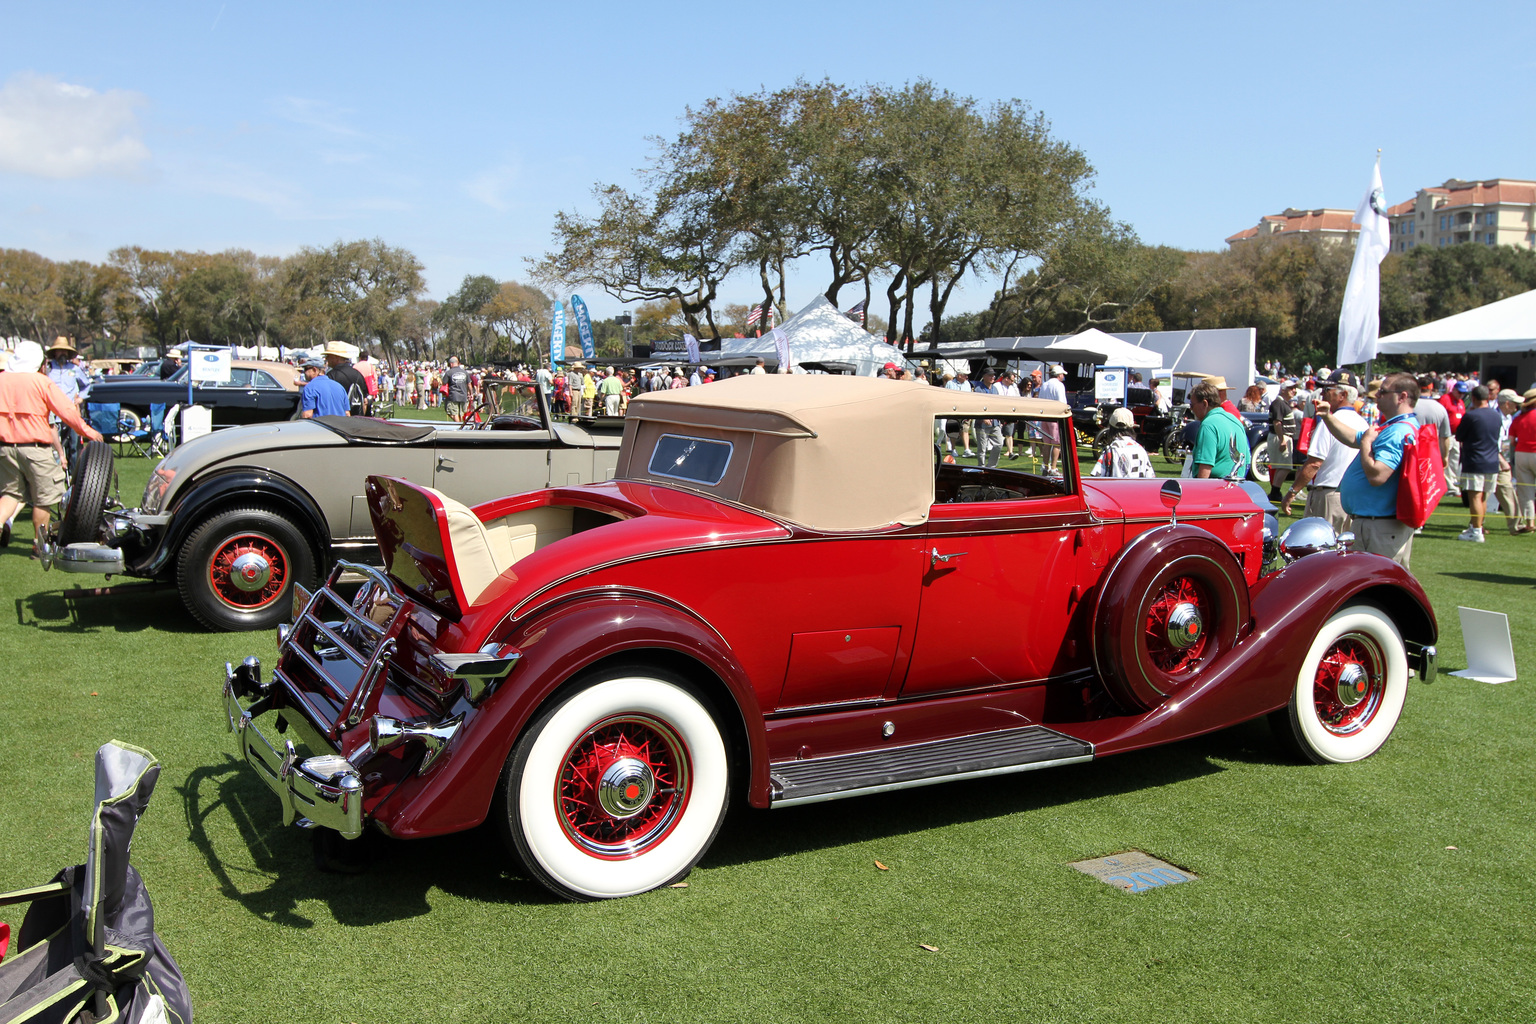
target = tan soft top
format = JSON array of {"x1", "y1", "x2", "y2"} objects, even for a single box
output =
[{"x1": 618, "y1": 375, "x2": 1070, "y2": 531}]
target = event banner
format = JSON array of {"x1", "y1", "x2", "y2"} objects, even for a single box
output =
[
  {"x1": 771, "y1": 326, "x2": 790, "y2": 371},
  {"x1": 549, "y1": 300, "x2": 566, "y2": 365},
  {"x1": 570, "y1": 295, "x2": 596, "y2": 361}
]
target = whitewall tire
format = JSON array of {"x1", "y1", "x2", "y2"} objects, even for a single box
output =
[
  {"x1": 503, "y1": 673, "x2": 730, "y2": 901},
  {"x1": 1276, "y1": 605, "x2": 1408, "y2": 764}
]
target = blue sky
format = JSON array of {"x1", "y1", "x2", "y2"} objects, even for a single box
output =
[{"x1": 3, "y1": 0, "x2": 1533, "y2": 323}]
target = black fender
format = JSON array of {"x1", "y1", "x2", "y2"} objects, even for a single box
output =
[
  {"x1": 1092, "y1": 523, "x2": 1251, "y2": 712},
  {"x1": 141, "y1": 468, "x2": 330, "y2": 578},
  {"x1": 371, "y1": 589, "x2": 770, "y2": 838}
]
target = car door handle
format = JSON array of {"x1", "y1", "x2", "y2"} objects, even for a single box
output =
[
  {"x1": 437, "y1": 455, "x2": 456, "y2": 469},
  {"x1": 930, "y1": 547, "x2": 968, "y2": 569}
]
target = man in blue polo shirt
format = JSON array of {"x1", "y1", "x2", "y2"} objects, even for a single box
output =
[
  {"x1": 1318, "y1": 371, "x2": 1419, "y2": 571},
  {"x1": 300, "y1": 359, "x2": 350, "y2": 418}
]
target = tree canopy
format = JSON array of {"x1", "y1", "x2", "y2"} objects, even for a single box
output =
[{"x1": 532, "y1": 79, "x2": 1100, "y2": 345}]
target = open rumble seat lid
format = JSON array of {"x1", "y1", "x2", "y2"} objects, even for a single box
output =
[{"x1": 619, "y1": 376, "x2": 1070, "y2": 533}]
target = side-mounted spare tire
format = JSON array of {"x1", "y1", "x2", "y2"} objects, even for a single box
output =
[
  {"x1": 1092, "y1": 524, "x2": 1250, "y2": 712},
  {"x1": 57, "y1": 439, "x2": 115, "y2": 546}
]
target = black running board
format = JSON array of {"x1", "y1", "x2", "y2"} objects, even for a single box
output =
[{"x1": 768, "y1": 725, "x2": 1094, "y2": 807}]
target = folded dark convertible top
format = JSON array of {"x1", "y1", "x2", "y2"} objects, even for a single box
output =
[{"x1": 313, "y1": 415, "x2": 436, "y2": 444}]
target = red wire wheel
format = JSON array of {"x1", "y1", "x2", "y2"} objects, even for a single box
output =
[
  {"x1": 1142, "y1": 574, "x2": 1212, "y2": 675},
  {"x1": 501, "y1": 673, "x2": 731, "y2": 900},
  {"x1": 1093, "y1": 525, "x2": 1249, "y2": 711},
  {"x1": 1311, "y1": 633, "x2": 1386, "y2": 735},
  {"x1": 207, "y1": 533, "x2": 288, "y2": 611},
  {"x1": 557, "y1": 715, "x2": 690, "y2": 858},
  {"x1": 1274, "y1": 605, "x2": 1409, "y2": 764}
]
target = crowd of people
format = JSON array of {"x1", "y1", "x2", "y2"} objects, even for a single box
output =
[{"x1": 7, "y1": 327, "x2": 1534, "y2": 580}]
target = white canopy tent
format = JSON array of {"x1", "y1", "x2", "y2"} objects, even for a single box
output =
[
  {"x1": 1376, "y1": 288, "x2": 1536, "y2": 355},
  {"x1": 1034, "y1": 328, "x2": 1164, "y2": 369},
  {"x1": 719, "y1": 296, "x2": 908, "y2": 376}
]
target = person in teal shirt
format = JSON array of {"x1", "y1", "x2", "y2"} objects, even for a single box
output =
[{"x1": 1190, "y1": 379, "x2": 1248, "y2": 479}]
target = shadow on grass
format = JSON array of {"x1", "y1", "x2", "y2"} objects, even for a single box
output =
[
  {"x1": 1439, "y1": 571, "x2": 1536, "y2": 587},
  {"x1": 179, "y1": 720, "x2": 1280, "y2": 922},
  {"x1": 703, "y1": 718, "x2": 1278, "y2": 870},
  {"x1": 14, "y1": 583, "x2": 201, "y2": 633},
  {"x1": 179, "y1": 757, "x2": 559, "y2": 927}
]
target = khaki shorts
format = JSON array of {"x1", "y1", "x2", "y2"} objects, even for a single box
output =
[
  {"x1": 1460, "y1": 471, "x2": 1496, "y2": 494},
  {"x1": 0, "y1": 444, "x2": 66, "y2": 507},
  {"x1": 444, "y1": 399, "x2": 466, "y2": 420},
  {"x1": 1351, "y1": 516, "x2": 1415, "y2": 573},
  {"x1": 1267, "y1": 431, "x2": 1293, "y2": 470}
]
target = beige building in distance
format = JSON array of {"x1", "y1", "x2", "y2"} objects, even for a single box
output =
[
  {"x1": 1386, "y1": 179, "x2": 1536, "y2": 252},
  {"x1": 1227, "y1": 178, "x2": 1536, "y2": 252}
]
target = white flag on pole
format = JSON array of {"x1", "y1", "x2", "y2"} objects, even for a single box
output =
[
  {"x1": 1337, "y1": 158, "x2": 1392, "y2": 367},
  {"x1": 684, "y1": 333, "x2": 700, "y2": 364}
]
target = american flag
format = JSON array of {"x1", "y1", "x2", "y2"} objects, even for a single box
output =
[
  {"x1": 844, "y1": 299, "x2": 867, "y2": 324},
  {"x1": 746, "y1": 302, "x2": 774, "y2": 326}
]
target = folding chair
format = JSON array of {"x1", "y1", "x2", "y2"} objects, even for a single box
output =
[
  {"x1": 0, "y1": 741, "x2": 192, "y2": 1024},
  {"x1": 132, "y1": 404, "x2": 171, "y2": 459},
  {"x1": 85, "y1": 403, "x2": 144, "y2": 458}
]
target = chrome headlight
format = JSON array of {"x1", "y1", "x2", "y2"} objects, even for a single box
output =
[
  {"x1": 1261, "y1": 513, "x2": 1280, "y2": 567},
  {"x1": 1279, "y1": 517, "x2": 1353, "y2": 563}
]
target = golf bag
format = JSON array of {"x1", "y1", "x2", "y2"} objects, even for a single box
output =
[{"x1": 0, "y1": 741, "x2": 192, "y2": 1024}]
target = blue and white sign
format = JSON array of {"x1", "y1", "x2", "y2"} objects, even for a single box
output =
[
  {"x1": 570, "y1": 295, "x2": 596, "y2": 361},
  {"x1": 550, "y1": 300, "x2": 566, "y2": 365},
  {"x1": 771, "y1": 326, "x2": 789, "y2": 371},
  {"x1": 190, "y1": 348, "x2": 231, "y2": 383},
  {"x1": 1094, "y1": 367, "x2": 1127, "y2": 402}
]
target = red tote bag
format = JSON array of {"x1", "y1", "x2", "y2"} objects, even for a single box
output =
[{"x1": 1396, "y1": 423, "x2": 1447, "y2": 529}]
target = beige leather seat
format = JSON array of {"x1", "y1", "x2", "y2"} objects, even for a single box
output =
[{"x1": 428, "y1": 488, "x2": 539, "y2": 607}]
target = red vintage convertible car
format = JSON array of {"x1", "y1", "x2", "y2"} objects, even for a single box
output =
[{"x1": 223, "y1": 376, "x2": 1437, "y2": 900}]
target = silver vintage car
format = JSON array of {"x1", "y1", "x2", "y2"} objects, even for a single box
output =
[{"x1": 45, "y1": 378, "x2": 621, "y2": 631}]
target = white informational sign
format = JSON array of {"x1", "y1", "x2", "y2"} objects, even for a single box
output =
[
  {"x1": 1094, "y1": 367, "x2": 1127, "y2": 402},
  {"x1": 180, "y1": 405, "x2": 213, "y2": 444},
  {"x1": 190, "y1": 348, "x2": 232, "y2": 383}
]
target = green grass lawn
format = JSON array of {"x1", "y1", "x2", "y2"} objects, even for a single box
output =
[{"x1": 2, "y1": 447, "x2": 1534, "y2": 1023}]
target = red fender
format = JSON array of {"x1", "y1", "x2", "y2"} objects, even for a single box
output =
[
  {"x1": 372, "y1": 589, "x2": 768, "y2": 838},
  {"x1": 1070, "y1": 549, "x2": 1434, "y2": 756}
]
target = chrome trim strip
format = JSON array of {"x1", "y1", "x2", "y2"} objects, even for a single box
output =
[{"x1": 770, "y1": 754, "x2": 1095, "y2": 808}]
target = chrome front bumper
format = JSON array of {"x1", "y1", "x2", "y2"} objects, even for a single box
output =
[{"x1": 223, "y1": 659, "x2": 365, "y2": 839}]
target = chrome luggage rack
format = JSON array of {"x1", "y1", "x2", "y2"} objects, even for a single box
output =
[{"x1": 278, "y1": 560, "x2": 409, "y2": 739}]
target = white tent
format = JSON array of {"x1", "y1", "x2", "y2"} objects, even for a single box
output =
[
  {"x1": 1376, "y1": 288, "x2": 1536, "y2": 355},
  {"x1": 720, "y1": 296, "x2": 907, "y2": 376},
  {"x1": 1035, "y1": 327, "x2": 1164, "y2": 369}
]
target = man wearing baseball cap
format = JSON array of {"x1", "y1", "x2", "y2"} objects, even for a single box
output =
[
  {"x1": 1282, "y1": 370, "x2": 1363, "y2": 532},
  {"x1": 299, "y1": 359, "x2": 349, "y2": 418},
  {"x1": 1, "y1": 340, "x2": 105, "y2": 554}
]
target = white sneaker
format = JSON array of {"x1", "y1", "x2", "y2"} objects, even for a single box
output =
[{"x1": 1455, "y1": 527, "x2": 1485, "y2": 542}]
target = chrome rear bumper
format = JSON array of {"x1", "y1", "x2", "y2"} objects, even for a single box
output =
[
  {"x1": 41, "y1": 540, "x2": 126, "y2": 574},
  {"x1": 223, "y1": 658, "x2": 364, "y2": 839}
]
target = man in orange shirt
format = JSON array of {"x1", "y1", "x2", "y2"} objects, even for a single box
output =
[{"x1": 1, "y1": 341, "x2": 104, "y2": 553}]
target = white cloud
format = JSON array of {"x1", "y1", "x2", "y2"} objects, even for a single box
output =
[
  {"x1": 278, "y1": 96, "x2": 364, "y2": 138},
  {"x1": 0, "y1": 72, "x2": 149, "y2": 178},
  {"x1": 464, "y1": 162, "x2": 521, "y2": 212}
]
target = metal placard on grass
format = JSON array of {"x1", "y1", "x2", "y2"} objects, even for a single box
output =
[{"x1": 1071, "y1": 850, "x2": 1197, "y2": 893}]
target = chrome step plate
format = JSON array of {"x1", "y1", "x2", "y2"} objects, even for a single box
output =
[{"x1": 769, "y1": 725, "x2": 1093, "y2": 807}]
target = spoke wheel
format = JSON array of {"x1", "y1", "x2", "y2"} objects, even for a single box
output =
[
  {"x1": 500, "y1": 672, "x2": 729, "y2": 901},
  {"x1": 177, "y1": 507, "x2": 317, "y2": 632},
  {"x1": 1273, "y1": 605, "x2": 1408, "y2": 764},
  {"x1": 207, "y1": 533, "x2": 288, "y2": 612},
  {"x1": 1142, "y1": 575, "x2": 1210, "y2": 675},
  {"x1": 559, "y1": 715, "x2": 689, "y2": 858}
]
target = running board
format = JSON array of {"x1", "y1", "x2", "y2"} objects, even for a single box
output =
[{"x1": 769, "y1": 725, "x2": 1094, "y2": 808}]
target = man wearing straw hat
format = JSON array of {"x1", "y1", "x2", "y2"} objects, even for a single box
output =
[{"x1": 45, "y1": 337, "x2": 91, "y2": 413}]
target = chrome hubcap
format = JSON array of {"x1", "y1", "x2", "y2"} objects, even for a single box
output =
[
  {"x1": 1335, "y1": 662, "x2": 1371, "y2": 707},
  {"x1": 229, "y1": 551, "x2": 272, "y2": 593},
  {"x1": 597, "y1": 757, "x2": 655, "y2": 818},
  {"x1": 1165, "y1": 602, "x2": 1204, "y2": 649}
]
